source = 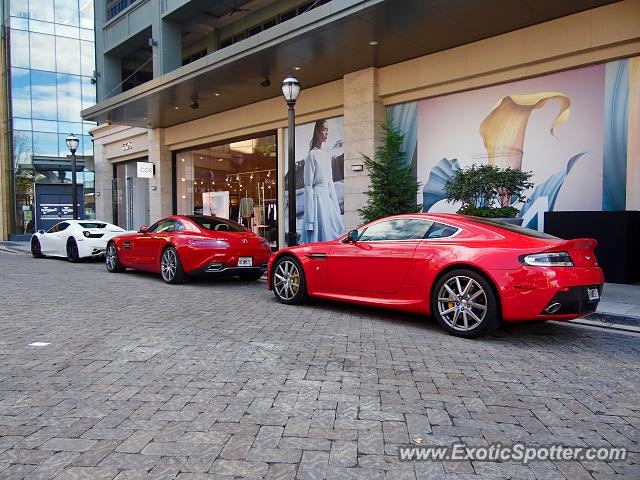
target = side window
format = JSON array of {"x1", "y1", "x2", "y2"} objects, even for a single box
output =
[
  {"x1": 424, "y1": 222, "x2": 459, "y2": 239},
  {"x1": 147, "y1": 221, "x2": 163, "y2": 233},
  {"x1": 174, "y1": 221, "x2": 186, "y2": 232},
  {"x1": 47, "y1": 224, "x2": 59, "y2": 233},
  {"x1": 58, "y1": 222, "x2": 70, "y2": 231},
  {"x1": 154, "y1": 220, "x2": 176, "y2": 233},
  {"x1": 358, "y1": 218, "x2": 433, "y2": 241}
]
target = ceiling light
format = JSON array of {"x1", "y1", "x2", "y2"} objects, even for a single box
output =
[
  {"x1": 214, "y1": 93, "x2": 220, "y2": 97},
  {"x1": 369, "y1": 40, "x2": 378, "y2": 46},
  {"x1": 180, "y1": 158, "x2": 185, "y2": 162},
  {"x1": 294, "y1": 66, "x2": 302, "y2": 71},
  {"x1": 218, "y1": 158, "x2": 223, "y2": 162},
  {"x1": 181, "y1": 195, "x2": 186, "y2": 199},
  {"x1": 174, "y1": 106, "x2": 179, "y2": 110},
  {"x1": 181, "y1": 177, "x2": 185, "y2": 182}
]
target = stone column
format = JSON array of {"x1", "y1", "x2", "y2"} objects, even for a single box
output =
[
  {"x1": 94, "y1": 142, "x2": 112, "y2": 222},
  {"x1": 147, "y1": 128, "x2": 173, "y2": 220},
  {"x1": 342, "y1": 67, "x2": 386, "y2": 230}
]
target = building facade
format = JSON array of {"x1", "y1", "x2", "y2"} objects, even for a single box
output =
[
  {"x1": 84, "y1": 0, "x2": 640, "y2": 248},
  {"x1": 1, "y1": 0, "x2": 97, "y2": 240}
]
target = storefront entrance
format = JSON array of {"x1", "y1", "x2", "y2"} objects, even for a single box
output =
[
  {"x1": 174, "y1": 133, "x2": 278, "y2": 248},
  {"x1": 113, "y1": 160, "x2": 150, "y2": 231}
]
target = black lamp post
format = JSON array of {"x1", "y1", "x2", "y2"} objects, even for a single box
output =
[
  {"x1": 66, "y1": 133, "x2": 80, "y2": 220},
  {"x1": 282, "y1": 74, "x2": 300, "y2": 247}
]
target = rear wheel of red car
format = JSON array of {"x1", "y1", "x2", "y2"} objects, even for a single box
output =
[
  {"x1": 272, "y1": 256, "x2": 308, "y2": 305},
  {"x1": 431, "y1": 269, "x2": 500, "y2": 338},
  {"x1": 161, "y1": 246, "x2": 187, "y2": 284}
]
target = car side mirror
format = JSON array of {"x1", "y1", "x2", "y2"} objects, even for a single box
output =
[
  {"x1": 347, "y1": 229, "x2": 359, "y2": 243},
  {"x1": 139, "y1": 226, "x2": 149, "y2": 234},
  {"x1": 37, "y1": 229, "x2": 45, "y2": 235}
]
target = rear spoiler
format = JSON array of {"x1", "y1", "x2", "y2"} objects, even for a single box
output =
[{"x1": 545, "y1": 238, "x2": 598, "y2": 252}]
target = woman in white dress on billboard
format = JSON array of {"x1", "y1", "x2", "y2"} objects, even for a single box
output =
[{"x1": 303, "y1": 120, "x2": 344, "y2": 243}]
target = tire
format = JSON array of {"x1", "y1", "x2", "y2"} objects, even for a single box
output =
[
  {"x1": 238, "y1": 270, "x2": 264, "y2": 281},
  {"x1": 66, "y1": 238, "x2": 81, "y2": 263},
  {"x1": 105, "y1": 242, "x2": 125, "y2": 273},
  {"x1": 31, "y1": 238, "x2": 45, "y2": 258},
  {"x1": 271, "y1": 255, "x2": 308, "y2": 305},
  {"x1": 160, "y1": 246, "x2": 188, "y2": 284},
  {"x1": 431, "y1": 268, "x2": 501, "y2": 338}
]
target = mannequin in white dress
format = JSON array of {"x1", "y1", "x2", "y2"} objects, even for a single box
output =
[{"x1": 302, "y1": 120, "x2": 344, "y2": 243}]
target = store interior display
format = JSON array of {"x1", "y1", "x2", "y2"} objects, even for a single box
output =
[{"x1": 176, "y1": 135, "x2": 278, "y2": 247}]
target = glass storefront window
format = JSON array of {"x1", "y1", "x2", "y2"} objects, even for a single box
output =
[
  {"x1": 33, "y1": 131, "x2": 59, "y2": 156},
  {"x1": 80, "y1": 41, "x2": 94, "y2": 76},
  {"x1": 56, "y1": 37, "x2": 81, "y2": 74},
  {"x1": 79, "y1": 1, "x2": 94, "y2": 29},
  {"x1": 175, "y1": 134, "x2": 279, "y2": 247}
]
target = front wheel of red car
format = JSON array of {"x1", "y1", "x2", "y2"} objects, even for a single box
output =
[
  {"x1": 431, "y1": 269, "x2": 500, "y2": 338},
  {"x1": 272, "y1": 256, "x2": 308, "y2": 305},
  {"x1": 160, "y1": 246, "x2": 188, "y2": 284}
]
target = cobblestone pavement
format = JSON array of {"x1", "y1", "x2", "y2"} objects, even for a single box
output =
[{"x1": 0, "y1": 250, "x2": 638, "y2": 480}]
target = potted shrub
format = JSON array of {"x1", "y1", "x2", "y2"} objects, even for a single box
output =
[{"x1": 444, "y1": 164, "x2": 533, "y2": 224}]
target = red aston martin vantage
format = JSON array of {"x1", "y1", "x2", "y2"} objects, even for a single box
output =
[
  {"x1": 106, "y1": 215, "x2": 271, "y2": 284},
  {"x1": 268, "y1": 214, "x2": 604, "y2": 337}
]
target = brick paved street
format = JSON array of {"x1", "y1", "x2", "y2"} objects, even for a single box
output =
[{"x1": 0, "y1": 250, "x2": 638, "y2": 479}]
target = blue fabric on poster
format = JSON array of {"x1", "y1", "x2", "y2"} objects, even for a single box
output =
[
  {"x1": 603, "y1": 60, "x2": 629, "y2": 211},
  {"x1": 519, "y1": 152, "x2": 587, "y2": 222},
  {"x1": 388, "y1": 102, "x2": 418, "y2": 168},
  {"x1": 422, "y1": 158, "x2": 461, "y2": 212}
]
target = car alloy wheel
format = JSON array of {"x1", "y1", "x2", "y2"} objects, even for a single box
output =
[
  {"x1": 437, "y1": 275, "x2": 488, "y2": 332},
  {"x1": 161, "y1": 248, "x2": 177, "y2": 282},
  {"x1": 31, "y1": 238, "x2": 44, "y2": 258},
  {"x1": 106, "y1": 244, "x2": 118, "y2": 271},
  {"x1": 160, "y1": 247, "x2": 187, "y2": 284},
  {"x1": 272, "y1": 256, "x2": 307, "y2": 305},
  {"x1": 67, "y1": 239, "x2": 80, "y2": 263}
]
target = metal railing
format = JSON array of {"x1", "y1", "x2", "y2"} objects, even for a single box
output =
[{"x1": 106, "y1": 0, "x2": 139, "y2": 21}]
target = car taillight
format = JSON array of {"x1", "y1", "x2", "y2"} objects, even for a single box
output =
[
  {"x1": 188, "y1": 239, "x2": 229, "y2": 248},
  {"x1": 521, "y1": 251, "x2": 574, "y2": 267},
  {"x1": 83, "y1": 231, "x2": 91, "y2": 238}
]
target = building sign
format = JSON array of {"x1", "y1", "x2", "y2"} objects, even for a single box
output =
[
  {"x1": 137, "y1": 162, "x2": 154, "y2": 178},
  {"x1": 39, "y1": 204, "x2": 74, "y2": 219}
]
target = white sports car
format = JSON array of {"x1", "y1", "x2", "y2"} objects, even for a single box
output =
[{"x1": 31, "y1": 220, "x2": 130, "y2": 262}]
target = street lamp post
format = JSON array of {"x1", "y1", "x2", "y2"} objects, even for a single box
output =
[
  {"x1": 282, "y1": 74, "x2": 300, "y2": 247},
  {"x1": 66, "y1": 134, "x2": 80, "y2": 220}
]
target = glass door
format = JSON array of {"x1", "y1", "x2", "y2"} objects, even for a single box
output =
[{"x1": 113, "y1": 161, "x2": 150, "y2": 230}]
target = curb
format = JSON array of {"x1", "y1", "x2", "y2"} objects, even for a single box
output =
[{"x1": 585, "y1": 311, "x2": 640, "y2": 327}]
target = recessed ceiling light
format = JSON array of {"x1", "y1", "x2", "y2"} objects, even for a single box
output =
[
  {"x1": 174, "y1": 106, "x2": 179, "y2": 110},
  {"x1": 369, "y1": 40, "x2": 378, "y2": 46},
  {"x1": 214, "y1": 93, "x2": 220, "y2": 97},
  {"x1": 218, "y1": 158, "x2": 223, "y2": 162},
  {"x1": 181, "y1": 177, "x2": 185, "y2": 182},
  {"x1": 181, "y1": 158, "x2": 185, "y2": 162},
  {"x1": 294, "y1": 66, "x2": 302, "y2": 71},
  {"x1": 181, "y1": 195, "x2": 186, "y2": 199}
]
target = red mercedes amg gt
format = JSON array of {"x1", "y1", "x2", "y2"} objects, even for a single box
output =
[
  {"x1": 106, "y1": 215, "x2": 271, "y2": 284},
  {"x1": 268, "y1": 214, "x2": 604, "y2": 337}
]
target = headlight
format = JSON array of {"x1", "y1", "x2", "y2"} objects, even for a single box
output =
[
  {"x1": 188, "y1": 239, "x2": 230, "y2": 248},
  {"x1": 82, "y1": 231, "x2": 91, "y2": 238},
  {"x1": 521, "y1": 251, "x2": 574, "y2": 267}
]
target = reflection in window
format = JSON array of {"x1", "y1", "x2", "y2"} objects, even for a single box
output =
[
  {"x1": 13, "y1": 131, "x2": 33, "y2": 167},
  {"x1": 81, "y1": 76, "x2": 96, "y2": 109},
  {"x1": 10, "y1": 30, "x2": 30, "y2": 68},
  {"x1": 30, "y1": 33, "x2": 56, "y2": 71},
  {"x1": 33, "y1": 131, "x2": 59, "y2": 156},
  {"x1": 10, "y1": 1, "x2": 29, "y2": 18},
  {"x1": 11, "y1": 68, "x2": 31, "y2": 118},
  {"x1": 57, "y1": 73, "x2": 82, "y2": 122},
  {"x1": 359, "y1": 219, "x2": 433, "y2": 242},
  {"x1": 13, "y1": 118, "x2": 32, "y2": 130},
  {"x1": 31, "y1": 70, "x2": 58, "y2": 120},
  {"x1": 29, "y1": 20, "x2": 55, "y2": 35},
  {"x1": 32, "y1": 119, "x2": 58, "y2": 133},
  {"x1": 56, "y1": 37, "x2": 81, "y2": 75},
  {"x1": 79, "y1": 0, "x2": 94, "y2": 29},
  {"x1": 30, "y1": 0, "x2": 56, "y2": 22},
  {"x1": 80, "y1": 41, "x2": 94, "y2": 76},
  {"x1": 55, "y1": 0, "x2": 80, "y2": 26}
]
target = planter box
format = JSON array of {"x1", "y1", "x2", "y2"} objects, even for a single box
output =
[{"x1": 544, "y1": 211, "x2": 640, "y2": 284}]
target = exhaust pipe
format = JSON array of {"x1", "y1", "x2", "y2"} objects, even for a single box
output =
[{"x1": 544, "y1": 302, "x2": 562, "y2": 314}]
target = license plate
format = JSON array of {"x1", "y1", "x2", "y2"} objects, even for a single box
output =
[
  {"x1": 238, "y1": 257, "x2": 252, "y2": 267},
  {"x1": 587, "y1": 287, "x2": 600, "y2": 302}
]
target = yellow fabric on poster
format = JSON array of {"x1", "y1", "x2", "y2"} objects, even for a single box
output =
[
  {"x1": 479, "y1": 92, "x2": 571, "y2": 170},
  {"x1": 627, "y1": 57, "x2": 640, "y2": 210}
]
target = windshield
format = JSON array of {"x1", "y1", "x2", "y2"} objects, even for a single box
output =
[
  {"x1": 79, "y1": 223, "x2": 107, "y2": 229},
  {"x1": 463, "y1": 216, "x2": 559, "y2": 239},
  {"x1": 187, "y1": 216, "x2": 246, "y2": 232}
]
